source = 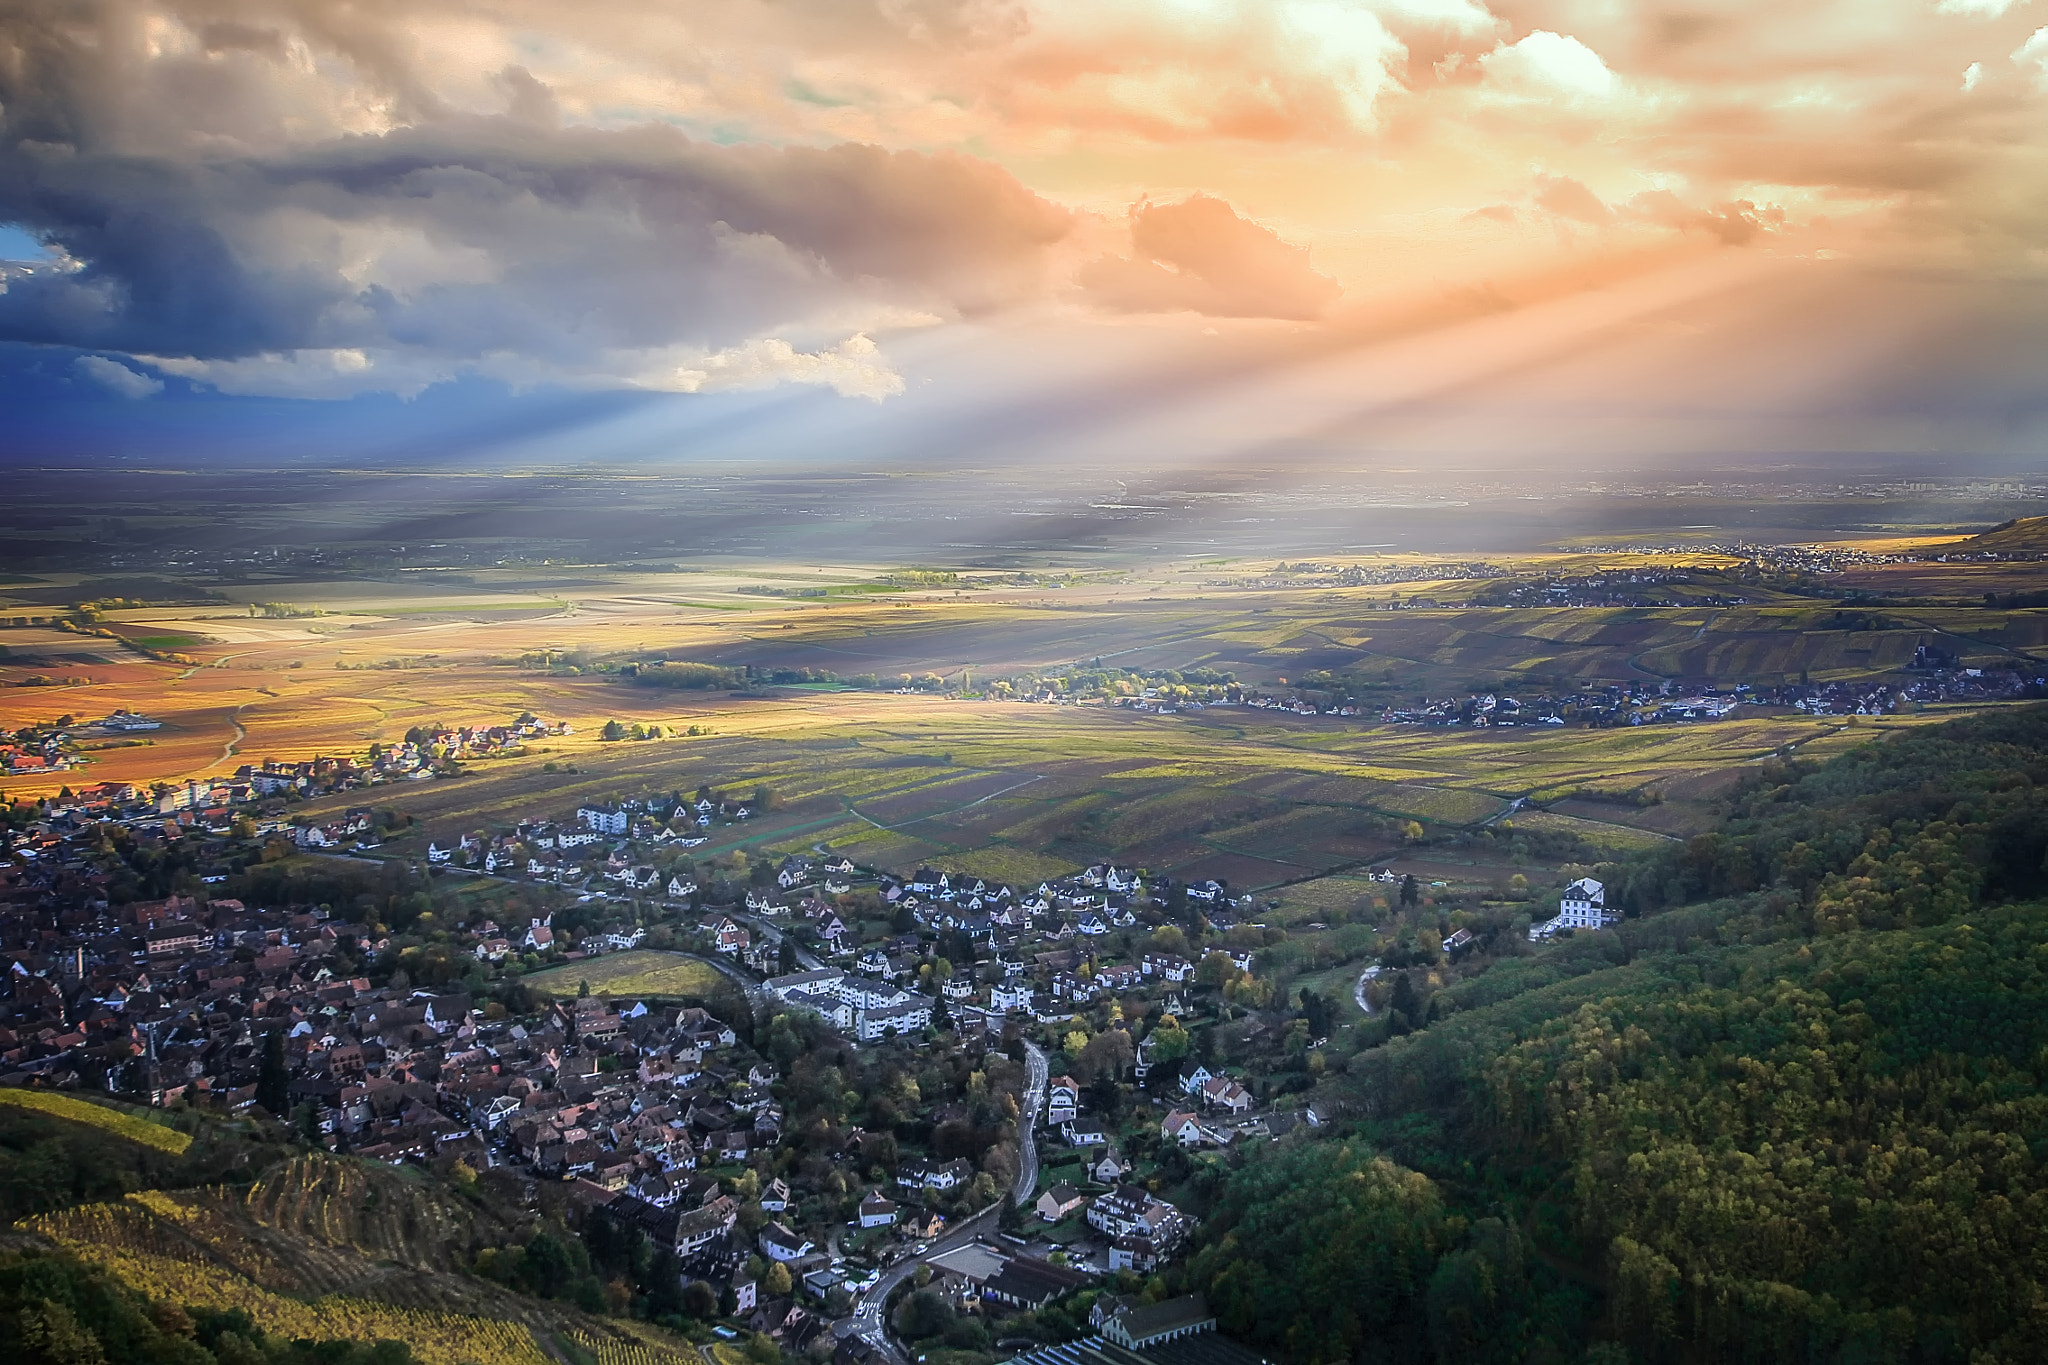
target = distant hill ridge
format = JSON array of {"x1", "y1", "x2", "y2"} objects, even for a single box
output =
[{"x1": 1958, "y1": 515, "x2": 2048, "y2": 553}]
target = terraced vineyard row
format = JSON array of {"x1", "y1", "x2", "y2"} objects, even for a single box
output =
[{"x1": 32, "y1": 1200, "x2": 553, "y2": 1365}]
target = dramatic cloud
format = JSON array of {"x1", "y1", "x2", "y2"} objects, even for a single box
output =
[
  {"x1": 0, "y1": 1, "x2": 1069, "y2": 398},
  {"x1": 1079, "y1": 195, "x2": 1341, "y2": 319},
  {"x1": 3, "y1": 0, "x2": 2048, "y2": 410}
]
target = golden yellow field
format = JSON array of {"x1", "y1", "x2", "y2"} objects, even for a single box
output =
[
  {"x1": 0, "y1": 1089, "x2": 194, "y2": 1154},
  {"x1": 6, "y1": 543, "x2": 2043, "y2": 806}
]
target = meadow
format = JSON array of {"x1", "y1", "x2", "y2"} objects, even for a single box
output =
[{"x1": 525, "y1": 950, "x2": 731, "y2": 1000}]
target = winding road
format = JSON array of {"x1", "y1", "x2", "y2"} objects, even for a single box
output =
[
  {"x1": 844, "y1": 1039, "x2": 1048, "y2": 1364},
  {"x1": 845, "y1": 1202, "x2": 1000, "y2": 1365},
  {"x1": 1353, "y1": 964, "x2": 1380, "y2": 1016},
  {"x1": 1014, "y1": 1040, "x2": 1048, "y2": 1204}
]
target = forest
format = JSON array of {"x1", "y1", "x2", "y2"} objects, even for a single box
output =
[{"x1": 1190, "y1": 705, "x2": 2048, "y2": 1365}]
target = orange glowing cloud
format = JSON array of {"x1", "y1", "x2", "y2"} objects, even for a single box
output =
[{"x1": 3, "y1": 0, "x2": 2046, "y2": 428}]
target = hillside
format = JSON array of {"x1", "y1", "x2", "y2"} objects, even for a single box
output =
[
  {"x1": 1193, "y1": 704, "x2": 2048, "y2": 1365},
  {"x1": 13, "y1": 1153, "x2": 699, "y2": 1365},
  {"x1": 1957, "y1": 516, "x2": 2048, "y2": 555},
  {"x1": 0, "y1": 1089, "x2": 296, "y2": 1225}
]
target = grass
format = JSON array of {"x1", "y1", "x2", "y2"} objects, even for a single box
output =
[
  {"x1": 939, "y1": 844, "x2": 1080, "y2": 885},
  {"x1": 0, "y1": 1089, "x2": 193, "y2": 1154},
  {"x1": 1501, "y1": 809, "x2": 1675, "y2": 854},
  {"x1": 1272, "y1": 875, "x2": 1387, "y2": 921},
  {"x1": 525, "y1": 950, "x2": 730, "y2": 999}
]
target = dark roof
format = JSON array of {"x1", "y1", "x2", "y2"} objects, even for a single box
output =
[
  {"x1": 1115, "y1": 1296, "x2": 1215, "y2": 1345},
  {"x1": 983, "y1": 1255, "x2": 1095, "y2": 1306}
]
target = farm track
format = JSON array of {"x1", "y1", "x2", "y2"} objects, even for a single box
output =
[
  {"x1": 221, "y1": 705, "x2": 249, "y2": 765},
  {"x1": 847, "y1": 772, "x2": 1046, "y2": 830}
]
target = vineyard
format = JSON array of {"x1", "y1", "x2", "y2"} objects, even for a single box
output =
[
  {"x1": 569, "y1": 1329, "x2": 704, "y2": 1365},
  {"x1": 31, "y1": 1196, "x2": 554, "y2": 1365},
  {"x1": 0, "y1": 1087, "x2": 194, "y2": 1154},
  {"x1": 16, "y1": 1158, "x2": 696, "y2": 1365},
  {"x1": 237, "y1": 1153, "x2": 500, "y2": 1273}
]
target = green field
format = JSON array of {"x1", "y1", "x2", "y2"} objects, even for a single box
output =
[
  {"x1": 525, "y1": 950, "x2": 731, "y2": 1000},
  {"x1": 321, "y1": 696, "x2": 1958, "y2": 895}
]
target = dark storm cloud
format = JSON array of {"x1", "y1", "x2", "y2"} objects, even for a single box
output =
[{"x1": 0, "y1": 1, "x2": 1071, "y2": 389}]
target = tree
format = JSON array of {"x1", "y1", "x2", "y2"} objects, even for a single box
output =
[
  {"x1": 256, "y1": 1026, "x2": 289, "y2": 1117},
  {"x1": 1427, "y1": 1219, "x2": 1531, "y2": 1365},
  {"x1": 1400, "y1": 874, "x2": 1421, "y2": 908},
  {"x1": 893, "y1": 1288, "x2": 956, "y2": 1341},
  {"x1": 601, "y1": 719, "x2": 627, "y2": 742},
  {"x1": 1388, "y1": 971, "x2": 1422, "y2": 1035},
  {"x1": 680, "y1": 1279, "x2": 719, "y2": 1320},
  {"x1": 1075, "y1": 1028, "x2": 1134, "y2": 1081},
  {"x1": 1298, "y1": 988, "x2": 1331, "y2": 1039},
  {"x1": 764, "y1": 1261, "x2": 793, "y2": 1296},
  {"x1": 1190, "y1": 1143, "x2": 1449, "y2": 1362},
  {"x1": 1147, "y1": 1017, "x2": 1190, "y2": 1064},
  {"x1": 1149, "y1": 925, "x2": 1189, "y2": 956}
]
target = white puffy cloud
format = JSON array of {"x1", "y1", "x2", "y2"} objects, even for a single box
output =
[
  {"x1": 1477, "y1": 30, "x2": 1618, "y2": 101},
  {"x1": 74, "y1": 354, "x2": 164, "y2": 398},
  {"x1": 1938, "y1": 0, "x2": 2029, "y2": 17},
  {"x1": 2014, "y1": 25, "x2": 2048, "y2": 82}
]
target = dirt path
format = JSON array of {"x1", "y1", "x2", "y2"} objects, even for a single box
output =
[
  {"x1": 1353, "y1": 965, "x2": 1379, "y2": 1015},
  {"x1": 845, "y1": 772, "x2": 1045, "y2": 831},
  {"x1": 219, "y1": 705, "x2": 249, "y2": 766}
]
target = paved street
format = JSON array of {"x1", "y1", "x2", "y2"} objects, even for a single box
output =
[
  {"x1": 730, "y1": 908, "x2": 826, "y2": 971},
  {"x1": 1014, "y1": 1040, "x2": 1047, "y2": 1204},
  {"x1": 846, "y1": 1203, "x2": 1000, "y2": 1365}
]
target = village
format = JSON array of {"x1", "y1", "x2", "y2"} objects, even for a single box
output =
[{"x1": 0, "y1": 763, "x2": 1391, "y2": 1365}]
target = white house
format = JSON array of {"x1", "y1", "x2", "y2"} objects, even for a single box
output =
[
  {"x1": 760, "y1": 1221, "x2": 816, "y2": 1262},
  {"x1": 991, "y1": 981, "x2": 1035, "y2": 1013},
  {"x1": 1529, "y1": 877, "x2": 1615, "y2": 940}
]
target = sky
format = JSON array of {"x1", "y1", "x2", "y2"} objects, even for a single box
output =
[{"x1": 3, "y1": 0, "x2": 2048, "y2": 470}]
